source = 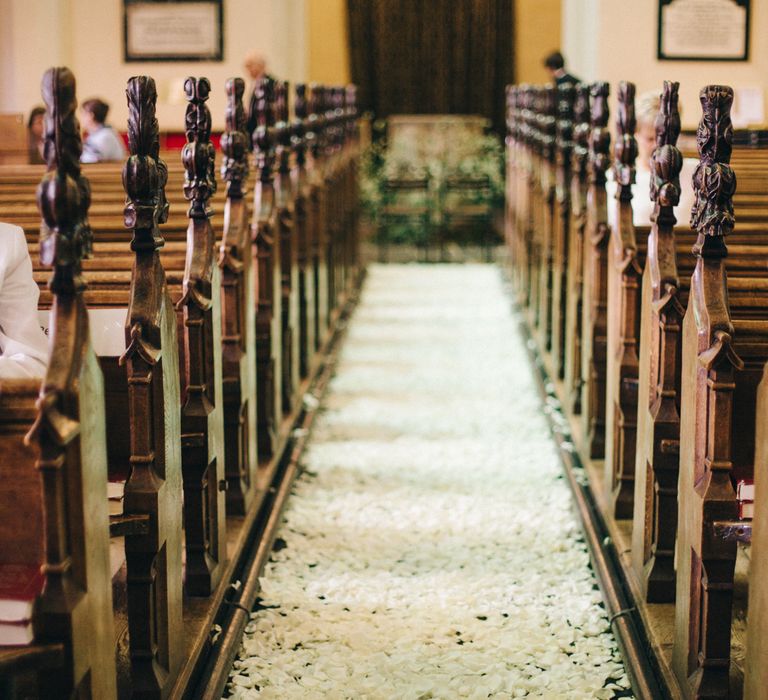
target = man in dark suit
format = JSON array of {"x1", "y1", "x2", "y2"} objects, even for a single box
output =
[{"x1": 543, "y1": 51, "x2": 580, "y2": 86}]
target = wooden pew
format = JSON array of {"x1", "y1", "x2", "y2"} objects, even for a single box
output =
[
  {"x1": 550, "y1": 83, "x2": 575, "y2": 381},
  {"x1": 176, "y1": 77, "x2": 227, "y2": 597},
  {"x1": 581, "y1": 81, "x2": 611, "y2": 460},
  {"x1": 746, "y1": 340, "x2": 768, "y2": 700},
  {"x1": 631, "y1": 80, "x2": 686, "y2": 603},
  {"x1": 307, "y1": 85, "x2": 331, "y2": 348},
  {"x1": 536, "y1": 86, "x2": 557, "y2": 355},
  {"x1": 219, "y1": 77, "x2": 259, "y2": 514},
  {"x1": 563, "y1": 83, "x2": 591, "y2": 417},
  {"x1": 1, "y1": 66, "x2": 365, "y2": 697},
  {"x1": 292, "y1": 83, "x2": 317, "y2": 377},
  {"x1": 0, "y1": 66, "x2": 117, "y2": 699},
  {"x1": 251, "y1": 78, "x2": 284, "y2": 461},
  {"x1": 673, "y1": 85, "x2": 768, "y2": 700},
  {"x1": 118, "y1": 75, "x2": 185, "y2": 697},
  {"x1": 274, "y1": 81, "x2": 301, "y2": 418},
  {"x1": 604, "y1": 81, "x2": 643, "y2": 519}
]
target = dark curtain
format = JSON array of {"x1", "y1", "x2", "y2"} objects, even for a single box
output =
[{"x1": 347, "y1": 0, "x2": 514, "y2": 133}]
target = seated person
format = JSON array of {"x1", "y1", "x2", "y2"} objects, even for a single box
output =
[
  {"x1": 80, "y1": 98, "x2": 126, "y2": 163},
  {"x1": 27, "y1": 106, "x2": 45, "y2": 165},
  {"x1": 0, "y1": 223, "x2": 48, "y2": 378},
  {"x1": 607, "y1": 90, "x2": 697, "y2": 228}
]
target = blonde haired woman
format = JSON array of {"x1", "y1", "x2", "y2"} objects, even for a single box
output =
[{"x1": 608, "y1": 89, "x2": 696, "y2": 227}]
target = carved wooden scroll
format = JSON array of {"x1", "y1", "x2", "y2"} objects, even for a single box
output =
[
  {"x1": 632, "y1": 80, "x2": 685, "y2": 603},
  {"x1": 551, "y1": 83, "x2": 575, "y2": 380},
  {"x1": 121, "y1": 74, "x2": 184, "y2": 694},
  {"x1": 536, "y1": 85, "x2": 557, "y2": 353},
  {"x1": 581, "y1": 81, "x2": 611, "y2": 460},
  {"x1": 307, "y1": 84, "x2": 330, "y2": 348},
  {"x1": 251, "y1": 77, "x2": 283, "y2": 460},
  {"x1": 674, "y1": 85, "x2": 741, "y2": 700},
  {"x1": 526, "y1": 87, "x2": 543, "y2": 320},
  {"x1": 219, "y1": 76, "x2": 258, "y2": 514},
  {"x1": 516, "y1": 85, "x2": 535, "y2": 308},
  {"x1": 342, "y1": 84, "x2": 360, "y2": 287},
  {"x1": 275, "y1": 80, "x2": 299, "y2": 417},
  {"x1": 323, "y1": 86, "x2": 341, "y2": 312},
  {"x1": 29, "y1": 65, "x2": 117, "y2": 697},
  {"x1": 292, "y1": 83, "x2": 316, "y2": 378},
  {"x1": 605, "y1": 81, "x2": 642, "y2": 519},
  {"x1": 178, "y1": 76, "x2": 227, "y2": 596},
  {"x1": 564, "y1": 83, "x2": 590, "y2": 417}
]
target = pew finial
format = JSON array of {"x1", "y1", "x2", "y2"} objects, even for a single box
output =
[
  {"x1": 588, "y1": 82, "x2": 611, "y2": 186},
  {"x1": 613, "y1": 81, "x2": 637, "y2": 199},
  {"x1": 182, "y1": 76, "x2": 217, "y2": 218},
  {"x1": 221, "y1": 77, "x2": 249, "y2": 199},
  {"x1": 252, "y1": 77, "x2": 277, "y2": 183},
  {"x1": 124, "y1": 75, "x2": 169, "y2": 251},
  {"x1": 571, "y1": 83, "x2": 591, "y2": 176},
  {"x1": 691, "y1": 85, "x2": 736, "y2": 257},
  {"x1": 293, "y1": 83, "x2": 308, "y2": 168},
  {"x1": 37, "y1": 66, "x2": 92, "y2": 295},
  {"x1": 650, "y1": 81, "x2": 683, "y2": 217},
  {"x1": 275, "y1": 80, "x2": 292, "y2": 176}
]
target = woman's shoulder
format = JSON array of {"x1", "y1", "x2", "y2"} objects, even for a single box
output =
[{"x1": 0, "y1": 223, "x2": 28, "y2": 269}]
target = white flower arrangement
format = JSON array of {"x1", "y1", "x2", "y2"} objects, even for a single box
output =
[{"x1": 226, "y1": 265, "x2": 632, "y2": 699}]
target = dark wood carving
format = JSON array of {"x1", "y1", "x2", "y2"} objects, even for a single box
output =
[
  {"x1": 219, "y1": 76, "x2": 258, "y2": 514},
  {"x1": 536, "y1": 85, "x2": 557, "y2": 354},
  {"x1": 605, "y1": 80, "x2": 642, "y2": 519},
  {"x1": 674, "y1": 84, "x2": 742, "y2": 700},
  {"x1": 308, "y1": 85, "x2": 330, "y2": 347},
  {"x1": 292, "y1": 83, "x2": 317, "y2": 378},
  {"x1": 551, "y1": 82, "x2": 575, "y2": 380},
  {"x1": 28, "y1": 65, "x2": 117, "y2": 697},
  {"x1": 275, "y1": 80, "x2": 299, "y2": 416},
  {"x1": 121, "y1": 74, "x2": 184, "y2": 696},
  {"x1": 251, "y1": 77, "x2": 283, "y2": 459},
  {"x1": 564, "y1": 83, "x2": 590, "y2": 417},
  {"x1": 178, "y1": 76, "x2": 227, "y2": 596},
  {"x1": 632, "y1": 80, "x2": 686, "y2": 603},
  {"x1": 343, "y1": 84, "x2": 360, "y2": 284},
  {"x1": 581, "y1": 81, "x2": 611, "y2": 459}
]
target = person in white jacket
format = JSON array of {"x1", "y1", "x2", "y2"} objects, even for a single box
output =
[{"x1": 0, "y1": 223, "x2": 48, "y2": 378}]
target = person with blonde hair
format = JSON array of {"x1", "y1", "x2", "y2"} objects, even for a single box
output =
[{"x1": 608, "y1": 88, "x2": 696, "y2": 227}]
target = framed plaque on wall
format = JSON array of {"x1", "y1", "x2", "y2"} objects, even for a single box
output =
[
  {"x1": 658, "y1": 0, "x2": 750, "y2": 61},
  {"x1": 124, "y1": 0, "x2": 224, "y2": 62}
]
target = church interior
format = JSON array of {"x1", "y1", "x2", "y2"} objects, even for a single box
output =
[{"x1": 0, "y1": 0, "x2": 766, "y2": 697}]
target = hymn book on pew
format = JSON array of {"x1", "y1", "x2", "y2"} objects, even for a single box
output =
[{"x1": 0, "y1": 563, "x2": 44, "y2": 645}]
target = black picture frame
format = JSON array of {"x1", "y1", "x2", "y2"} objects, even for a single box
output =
[
  {"x1": 123, "y1": 0, "x2": 224, "y2": 62},
  {"x1": 657, "y1": 0, "x2": 750, "y2": 61}
]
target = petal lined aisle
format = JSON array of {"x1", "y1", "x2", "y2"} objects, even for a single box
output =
[{"x1": 226, "y1": 264, "x2": 631, "y2": 699}]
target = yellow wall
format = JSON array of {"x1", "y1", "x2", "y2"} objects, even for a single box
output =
[
  {"x1": 515, "y1": 0, "x2": 562, "y2": 84},
  {"x1": 307, "y1": 0, "x2": 350, "y2": 84}
]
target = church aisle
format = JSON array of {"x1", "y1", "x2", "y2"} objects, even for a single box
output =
[{"x1": 226, "y1": 264, "x2": 631, "y2": 699}]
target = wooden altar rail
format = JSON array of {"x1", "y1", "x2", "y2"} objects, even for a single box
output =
[
  {"x1": 0, "y1": 71, "x2": 363, "y2": 699},
  {"x1": 506, "y1": 80, "x2": 768, "y2": 699}
]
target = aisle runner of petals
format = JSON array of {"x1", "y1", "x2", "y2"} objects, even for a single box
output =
[{"x1": 227, "y1": 265, "x2": 632, "y2": 699}]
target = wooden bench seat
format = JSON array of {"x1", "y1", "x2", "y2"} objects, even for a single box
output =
[{"x1": 506, "y1": 76, "x2": 768, "y2": 700}]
